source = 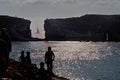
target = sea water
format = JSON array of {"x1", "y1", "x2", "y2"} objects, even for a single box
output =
[{"x1": 10, "y1": 41, "x2": 120, "y2": 80}]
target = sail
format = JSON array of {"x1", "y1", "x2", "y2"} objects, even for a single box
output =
[{"x1": 35, "y1": 27, "x2": 40, "y2": 34}]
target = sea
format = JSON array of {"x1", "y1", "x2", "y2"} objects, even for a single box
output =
[{"x1": 10, "y1": 41, "x2": 120, "y2": 80}]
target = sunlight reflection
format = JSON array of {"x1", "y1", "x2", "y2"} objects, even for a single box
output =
[{"x1": 10, "y1": 41, "x2": 120, "y2": 80}]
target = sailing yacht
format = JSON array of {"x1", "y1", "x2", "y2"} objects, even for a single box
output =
[{"x1": 35, "y1": 27, "x2": 40, "y2": 34}]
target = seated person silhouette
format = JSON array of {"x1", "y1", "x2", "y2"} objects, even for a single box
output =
[
  {"x1": 45, "y1": 46, "x2": 55, "y2": 76},
  {"x1": 25, "y1": 51, "x2": 31, "y2": 64},
  {"x1": 37, "y1": 62, "x2": 50, "y2": 80},
  {"x1": 39, "y1": 62, "x2": 46, "y2": 75},
  {"x1": 19, "y1": 51, "x2": 25, "y2": 63}
]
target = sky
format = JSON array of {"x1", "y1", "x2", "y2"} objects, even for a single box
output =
[{"x1": 0, "y1": 0, "x2": 120, "y2": 38}]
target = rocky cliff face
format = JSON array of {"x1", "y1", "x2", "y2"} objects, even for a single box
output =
[
  {"x1": 0, "y1": 15, "x2": 32, "y2": 41},
  {"x1": 44, "y1": 14, "x2": 120, "y2": 41}
]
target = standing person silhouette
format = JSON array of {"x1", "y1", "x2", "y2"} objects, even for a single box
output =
[
  {"x1": 45, "y1": 47, "x2": 55, "y2": 72},
  {"x1": 0, "y1": 28, "x2": 12, "y2": 65},
  {"x1": 0, "y1": 39, "x2": 9, "y2": 79},
  {"x1": 1, "y1": 28, "x2": 12, "y2": 53}
]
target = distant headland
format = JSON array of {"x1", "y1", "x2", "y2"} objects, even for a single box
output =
[
  {"x1": 0, "y1": 15, "x2": 41, "y2": 41},
  {"x1": 1, "y1": 14, "x2": 120, "y2": 41},
  {"x1": 44, "y1": 14, "x2": 120, "y2": 41}
]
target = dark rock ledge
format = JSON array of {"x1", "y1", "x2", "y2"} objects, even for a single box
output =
[{"x1": 2, "y1": 59, "x2": 69, "y2": 80}]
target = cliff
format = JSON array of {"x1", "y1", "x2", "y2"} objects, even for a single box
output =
[
  {"x1": 0, "y1": 15, "x2": 32, "y2": 41},
  {"x1": 44, "y1": 14, "x2": 120, "y2": 41}
]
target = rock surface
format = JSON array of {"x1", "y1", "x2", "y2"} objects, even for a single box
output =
[
  {"x1": 3, "y1": 59, "x2": 69, "y2": 80},
  {"x1": 44, "y1": 14, "x2": 120, "y2": 41}
]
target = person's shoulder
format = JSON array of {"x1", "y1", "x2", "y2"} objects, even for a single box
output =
[
  {"x1": 51, "y1": 51, "x2": 54, "y2": 53},
  {"x1": 45, "y1": 51, "x2": 49, "y2": 54}
]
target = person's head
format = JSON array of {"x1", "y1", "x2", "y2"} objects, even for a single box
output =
[
  {"x1": 21, "y1": 51, "x2": 24, "y2": 53},
  {"x1": 40, "y1": 62, "x2": 44, "y2": 68},
  {"x1": 48, "y1": 46, "x2": 51, "y2": 51},
  {"x1": 21, "y1": 51, "x2": 24, "y2": 55},
  {"x1": 26, "y1": 51, "x2": 30, "y2": 56}
]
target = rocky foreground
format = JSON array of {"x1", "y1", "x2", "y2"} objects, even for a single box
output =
[{"x1": 2, "y1": 59, "x2": 69, "y2": 80}]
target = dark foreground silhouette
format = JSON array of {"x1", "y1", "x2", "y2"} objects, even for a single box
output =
[
  {"x1": 0, "y1": 28, "x2": 69, "y2": 80},
  {"x1": 36, "y1": 62, "x2": 52, "y2": 80},
  {"x1": 0, "y1": 28, "x2": 11, "y2": 79},
  {"x1": 19, "y1": 51, "x2": 25, "y2": 63},
  {"x1": 25, "y1": 51, "x2": 31, "y2": 64},
  {"x1": 0, "y1": 39, "x2": 69, "y2": 80},
  {"x1": 0, "y1": 39, "x2": 8, "y2": 79},
  {"x1": 2, "y1": 59, "x2": 69, "y2": 80}
]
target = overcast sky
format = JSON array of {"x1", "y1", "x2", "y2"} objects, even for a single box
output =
[{"x1": 0, "y1": 0, "x2": 120, "y2": 38}]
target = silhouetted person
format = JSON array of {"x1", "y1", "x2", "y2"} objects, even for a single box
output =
[
  {"x1": 0, "y1": 28, "x2": 12, "y2": 53},
  {"x1": 39, "y1": 62, "x2": 47, "y2": 79},
  {"x1": 25, "y1": 51, "x2": 31, "y2": 64},
  {"x1": 0, "y1": 39, "x2": 9, "y2": 79},
  {"x1": 37, "y1": 62, "x2": 51, "y2": 80},
  {"x1": 45, "y1": 47, "x2": 55, "y2": 72},
  {"x1": 19, "y1": 51, "x2": 25, "y2": 63},
  {"x1": 39, "y1": 62, "x2": 46, "y2": 75}
]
